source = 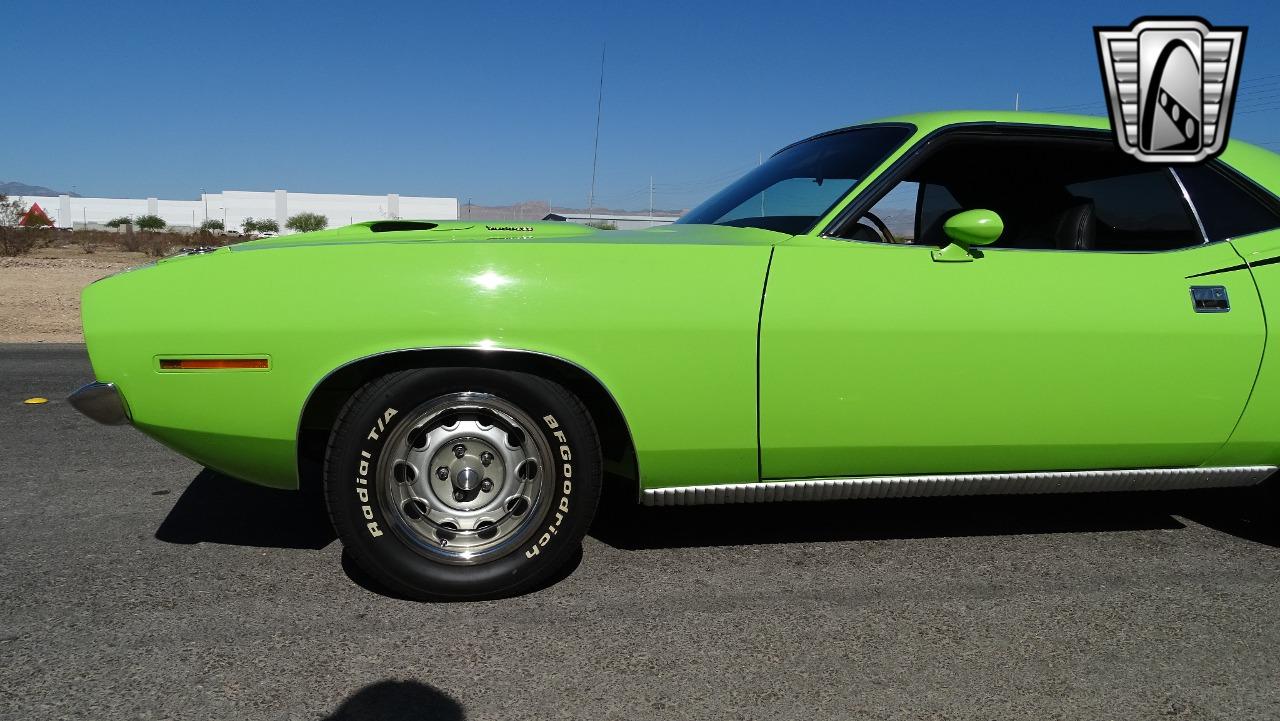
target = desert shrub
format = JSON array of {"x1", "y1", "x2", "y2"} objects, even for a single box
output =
[
  {"x1": 286, "y1": 212, "x2": 327, "y2": 233},
  {"x1": 77, "y1": 233, "x2": 97, "y2": 254},
  {"x1": 142, "y1": 233, "x2": 177, "y2": 257},
  {"x1": 0, "y1": 228, "x2": 42, "y2": 256},
  {"x1": 244, "y1": 217, "x2": 279, "y2": 234},
  {"x1": 0, "y1": 195, "x2": 39, "y2": 256},
  {"x1": 105, "y1": 216, "x2": 132, "y2": 229},
  {"x1": 136, "y1": 214, "x2": 166, "y2": 231},
  {"x1": 584, "y1": 220, "x2": 617, "y2": 230},
  {"x1": 200, "y1": 218, "x2": 225, "y2": 232},
  {"x1": 118, "y1": 226, "x2": 145, "y2": 252}
]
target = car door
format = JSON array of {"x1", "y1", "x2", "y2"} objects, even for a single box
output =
[{"x1": 757, "y1": 131, "x2": 1266, "y2": 481}]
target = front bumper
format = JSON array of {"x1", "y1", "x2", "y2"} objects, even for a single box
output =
[{"x1": 68, "y1": 382, "x2": 131, "y2": 425}]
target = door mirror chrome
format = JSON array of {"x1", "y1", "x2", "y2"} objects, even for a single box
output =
[{"x1": 934, "y1": 209, "x2": 1004, "y2": 262}]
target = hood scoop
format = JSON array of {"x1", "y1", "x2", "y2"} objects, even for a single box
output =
[{"x1": 369, "y1": 221, "x2": 440, "y2": 233}]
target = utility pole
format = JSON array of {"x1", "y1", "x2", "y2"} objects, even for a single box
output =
[
  {"x1": 649, "y1": 175, "x2": 654, "y2": 227},
  {"x1": 1014, "y1": 92, "x2": 1020, "y2": 111},
  {"x1": 202, "y1": 187, "x2": 207, "y2": 221},
  {"x1": 587, "y1": 43, "x2": 606, "y2": 218}
]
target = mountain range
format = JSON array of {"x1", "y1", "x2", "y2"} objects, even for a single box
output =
[{"x1": 0, "y1": 181, "x2": 79, "y2": 198}]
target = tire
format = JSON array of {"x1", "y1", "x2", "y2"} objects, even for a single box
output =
[{"x1": 324, "y1": 368, "x2": 602, "y2": 600}]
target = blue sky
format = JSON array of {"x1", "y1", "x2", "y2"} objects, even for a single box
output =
[{"x1": 5, "y1": 0, "x2": 1279, "y2": 211}]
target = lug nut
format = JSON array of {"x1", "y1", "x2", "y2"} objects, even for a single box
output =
[
  {"x1": 480, "y1": 479, "x2": 493, "y2": 492},
  {"x1": 480, "y1": 451, "x2": 494, "y2": 467},
  {"x1": 452, "y1": 444, "x2": 467, "y2": 458},
  {"x1": 436, "y1": 466, "x2": 449, "y2": 481},
  {"x1": 454, "y1": 491, "x2": 466, "y2": 502}
]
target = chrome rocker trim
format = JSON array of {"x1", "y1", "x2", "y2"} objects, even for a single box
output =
[
  {"x1": 641, "y1": 466, "x2": 1276, "y2": 506},
  {"x1": 67, "y1": 382, "x2": 131, "y2": 426}
]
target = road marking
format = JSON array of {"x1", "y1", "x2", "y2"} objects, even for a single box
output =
[{"x1": 23, "y1": 397, "x2": 48, "y2": 405}]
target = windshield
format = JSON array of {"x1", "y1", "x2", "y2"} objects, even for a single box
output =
[{"x1": 677, "y1": 124, "x2": 915, "y2": 234}]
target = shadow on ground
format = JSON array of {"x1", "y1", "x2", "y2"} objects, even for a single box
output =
[
  {"x1": 155, "y1": 469, "x2": 335, "y2": 549},
  {"x1": 589, "y1": 483, "x2": 1280, "y2": 551},
  {"x1": 340, "y1": 544, "x2": 584, "y2": 602},
  {"x1": 155, "y1": 469, "x2": 1279, "y2": 571},
  {"x1": 323, "y1": 680, "x2": 463, "y2": 721}
]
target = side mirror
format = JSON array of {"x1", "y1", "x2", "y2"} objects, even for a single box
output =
[{"x1": 933, "y1": 209, "x2": 1004, "y2": 262}]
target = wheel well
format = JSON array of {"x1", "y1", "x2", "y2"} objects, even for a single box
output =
[{"x1": 297, "y1": 349, "x2": 639, "y2": 497}]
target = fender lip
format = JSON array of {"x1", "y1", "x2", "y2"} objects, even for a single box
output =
[{"x1": 68, "y1": 381, "x2": 131, "y2": 425}]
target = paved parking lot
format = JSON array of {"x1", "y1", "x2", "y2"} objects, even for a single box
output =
[{"x1": 3, "y1": 344, "x2": 1280, "y2": 720}]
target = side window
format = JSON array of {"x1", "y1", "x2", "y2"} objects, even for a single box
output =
[
  {"x1": 858, "y1": 181, "x2": 919, "y2": 243},
  {"x1": 917, "y1": 183, "x2": 961, "y2": 247},
  {"x1": 841, "y1": 133, "x2": 1206, "y2": 252},
  {"x1": 1174, "y1": 163, "x2": 1280, "y2": 242},
  {"x1": 1064, "y1": 170, "x2": 1202, "y2": 251}
]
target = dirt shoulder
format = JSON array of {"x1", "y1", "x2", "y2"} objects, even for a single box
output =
[{"x1": 0, "y1": 246, "x2": 150, "y2": 343}]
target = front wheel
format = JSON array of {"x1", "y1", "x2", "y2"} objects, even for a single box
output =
[{"x1": 324, "y1": 368, "x2": 601, "y2": 600}]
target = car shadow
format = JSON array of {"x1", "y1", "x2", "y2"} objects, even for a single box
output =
[
  {"x1": 154, "y1": 468, "x2": 336, "y2": 549},
  {"x1": 155, "y1": 469, "x2": 1277, "y2": 590},
  {"x1": 341, "y1": 544, "x2": 584, "y2": 602},
  {"x1": 589, "y1": 483, "x2": 1280, "y2": 551}
]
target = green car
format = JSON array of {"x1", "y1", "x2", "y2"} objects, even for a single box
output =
[{"x1": 71, "y1": 111, "x2": 1280, "y2": 600}]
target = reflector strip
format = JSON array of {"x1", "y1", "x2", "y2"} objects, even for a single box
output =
[{"x1": 159, "y1": 358, "x2": 269, "y2": 370}]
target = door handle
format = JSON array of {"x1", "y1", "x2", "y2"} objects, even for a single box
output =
[{"x1": 1190, "y1": 285, "x2": 1230, "y2": 313}]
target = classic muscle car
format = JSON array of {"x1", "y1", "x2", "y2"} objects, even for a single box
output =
[{"x1": 71, "y1": 111, "x2": 1280, "y2": 600}]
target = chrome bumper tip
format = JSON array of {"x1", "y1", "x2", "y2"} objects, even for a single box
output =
[{"x1": 68, "y1": 382, "x2": 130, "y2": 425}]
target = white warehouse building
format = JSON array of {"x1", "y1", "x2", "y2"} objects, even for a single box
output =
[{"x1": 21, "y1": 190, "x2": 459, "y2": 234}]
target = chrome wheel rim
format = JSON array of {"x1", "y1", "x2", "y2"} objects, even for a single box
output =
[{"x1": 377, "y1": 392, "x2": 552, "y2": 565}]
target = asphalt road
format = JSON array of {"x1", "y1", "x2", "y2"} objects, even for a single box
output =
[{"x1": 3, "y1": 344, "x2": 1280, "y2": 721}]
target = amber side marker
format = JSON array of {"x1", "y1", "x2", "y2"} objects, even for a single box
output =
[{"x1": 159, "y1": 358, "x2": 269, "y2": 370}]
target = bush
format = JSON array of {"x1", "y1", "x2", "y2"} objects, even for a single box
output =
[
  {"x1": 105, "y1": 216, "x2": 132, "y2": 229},
  {"x1": 241, "y1": 217, "x2": 279, "y2": 234},
  {"x1": 287, "y1": 212, "x2": 328, "y2": 233},
  {"x1": 118, "y1": 226, "x2": 145, "y2": 252},
  {"x1": 142, "y1": 233, "x2": 177, "y2": 257},
  {"x1": 200, "y1": 218, "x2": 225, "y2": 232},
  {"x1": 77, "y1": 233, "x2": 97, "y2": 254},
  {"x1": 0, "y1": 227, "x2": 42, "y2": 256},
  {"x1": 584, "y1": 220, "x2": 617, "y2": 230},
  {"x1": 0, "y1": 195, "x2": 38, "y2": 256},
  {"x1": 136, "y1": 214, "x2": 167, "y2": 231}
]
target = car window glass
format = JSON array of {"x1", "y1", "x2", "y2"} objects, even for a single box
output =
[
  {"x1": 1064, "y1": 170, "x2": 1202, "y2": 251},
  {"x1": 1174, "y1": 163, "x2": 1280, "y2": 242},
  {"x1": 859, "y1": 181, "x2": 919, "y2": 243},
  {"x1": 917, "y1": 183, "x2": 961, "y2": 247},
  {"x1": 837, "y1": 133, "x2": 1202, "y2": 252},
  {"x1": 678, "y1": 125, "x2": 915, "y2": 234},
  {"x1": 718, "y1": 177, "x2": 855, "y2": 228}
]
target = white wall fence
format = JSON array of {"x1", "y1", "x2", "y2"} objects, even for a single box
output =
[{"x1": 17, "y1": 190, "x2": 459, "y2": 234}]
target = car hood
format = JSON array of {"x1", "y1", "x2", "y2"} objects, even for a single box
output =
[{"x1": 227, "y1": 220, "x2": 786, "y2": 253}]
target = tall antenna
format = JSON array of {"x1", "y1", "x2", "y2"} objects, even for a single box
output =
[{"x1": 588, "y1": 43, "x2": 606, "y2": 218}]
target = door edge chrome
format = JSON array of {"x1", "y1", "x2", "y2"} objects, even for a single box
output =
[{"x1": 641, "y1": 466, "x2": 1275, "y2": 506}]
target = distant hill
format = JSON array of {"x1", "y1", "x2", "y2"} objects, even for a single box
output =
[{"x1": 0, "y1": 181, "x2": 80, "y2": 198}]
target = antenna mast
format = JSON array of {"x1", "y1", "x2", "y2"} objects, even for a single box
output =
[{"x1": 588, "y1": 44, "x2": 606, "y2": 218}]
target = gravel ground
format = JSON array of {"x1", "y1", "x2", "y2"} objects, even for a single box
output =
[
  {"x1": 2, "y1": 344, "x2": 1280, "y2": 720},
  {"x1": 0, "y1": 247, "x2": 147, "y2": 343}
]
